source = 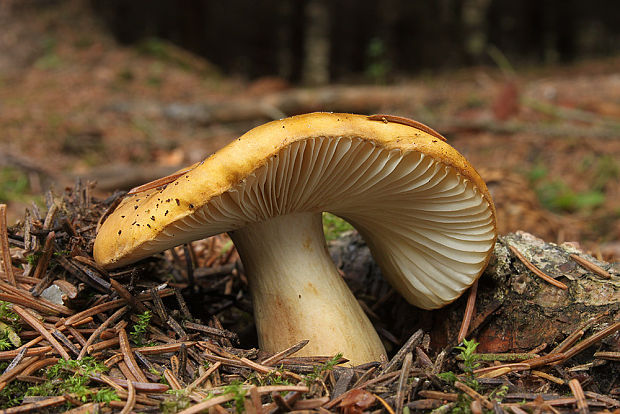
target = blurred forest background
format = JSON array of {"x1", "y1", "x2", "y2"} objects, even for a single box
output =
[
  {"x1": 93, "y1": 0, "x2": 619, "y2": 83},
  {"x1": 0, "y1": 0, "x2": 619, "y2": 257}
]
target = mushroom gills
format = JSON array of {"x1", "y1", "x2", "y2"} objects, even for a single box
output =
[{"x1": 150, "y1": 136, "x2": 494, "y2": 308}]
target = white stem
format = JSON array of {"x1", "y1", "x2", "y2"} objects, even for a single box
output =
[{"x1": 229, "y1": 212, "x2": 386, "y2": 365}]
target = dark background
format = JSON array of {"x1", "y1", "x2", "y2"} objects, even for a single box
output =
[
  {"x1": 92, "y1": 0, "x2": 619, "y2": 82},
  {"x1": 0, "y1": 0, "x2": 619, "y2": 255}
]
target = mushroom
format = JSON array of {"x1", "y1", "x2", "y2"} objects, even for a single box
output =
[{"x1": 94, "y1": 113, "x2": 497, "y2": 365}]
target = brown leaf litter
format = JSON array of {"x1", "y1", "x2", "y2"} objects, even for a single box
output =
[{"x1": 0, "y1": 183, "x2": 618, "y2": 413}]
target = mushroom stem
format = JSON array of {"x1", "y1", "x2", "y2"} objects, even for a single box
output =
[{"x1": 229, "y1": 212, "x2": 386, "y2": 365}]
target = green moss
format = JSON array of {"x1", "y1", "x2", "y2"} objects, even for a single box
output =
[
  {"x1": 0, "y1": 322, "x2": 19, "y2": 349},
  {"x1": 322, "y1": 213, "x2": 354, "y2": 241},
  {"x1": 135, "y1": 37, "x2": 219, "y2": 78},
  {"x1": 0, "y1": 301, "x2": 19, "y2": 324},
  {"x1": 221, "y1": 381, "x2": 247, "y2": 414},
  {"x1": 247, "y1": 369, "x2": 292, "y2": 386},
  {"x1": 0, "y1": 380, "x2": 27, "y2": 408},
  {"x1": 162, "y1": 389, "x2": 191, "y2": 413},
  {"x1": 26, "y1": 357, "x2": 109, "y2": 404},
  {"x1": 0, "y1": 167, "x2": 31, "y2": 202},
  {"x1": 93, "y1": 388, "x2": 120, "y2": 404},
  {"x1": 536, "y1": 180, "x2": 605, "y2": 212},
  {"x1": 527, "y1": 164, "x2": 606, "y2": 213},
  {"x1": 137, "y1": 38, "x2": 176, "y2": 62},
  {"x1": 34, "y1": 37, "x2": 62, "y2": 70},
  {"x1": 591, "y1": 154, "x2": 620, "y2": 191},
  {"x1": 0, "y1": 302, "x2": 20, "y2": 350}
]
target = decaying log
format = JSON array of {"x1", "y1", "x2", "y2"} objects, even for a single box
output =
[
  {"x1": 106, "y1": 86, "x2": 620, "y2": 140},
  {"x1": 105, "y1": 85, "x2": 418, "y2": 125},
  {"x1": 329, "y1": 230, "x2": 620, "y2": 354},
  {"x1": 76, "y1": 163, "x2": 181, "y2": 193}
]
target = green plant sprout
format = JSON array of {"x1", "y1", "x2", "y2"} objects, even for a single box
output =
[
  {"x1": 456, "y1": 338, "x2": 481, "y2": 373},
  {"x1": 365, "y1": 37, "x2": 392, "y2": 83},
  {"x1": 130, "y1": 310, "x2": 152, "y2": 346},
  {"x1": 437, "y1": 338, "x2": 479, "y2": 389},
  {"x1": 436, "y1": 339, "x2": 512, "y2": 413},
  {"x1": 489, "y1": 384, "x2": 509, "y2": 401},
  {"x1": 304, "y1": 353, "x2": 343, "y2": 385}
]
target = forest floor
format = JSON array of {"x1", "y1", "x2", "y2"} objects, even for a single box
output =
[{"x1": 1, "y1": 2, "x2": 620, "y2": 263}]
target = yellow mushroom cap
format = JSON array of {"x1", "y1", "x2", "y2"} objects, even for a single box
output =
[{"x1": 94, "y1": 112, "x2": 497, "y2": 309}]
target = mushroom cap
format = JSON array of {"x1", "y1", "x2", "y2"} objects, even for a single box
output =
[{"x1": 94, "y1": 112, "x2": 497, "y2": 309}]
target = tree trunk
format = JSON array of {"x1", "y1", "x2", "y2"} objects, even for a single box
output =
[
  {"x1": 461, "y1": 0, "x2": 492, "y2": 63},
  {"x1": 302, "y1": 0, "x2": 330, "y2": 86}
]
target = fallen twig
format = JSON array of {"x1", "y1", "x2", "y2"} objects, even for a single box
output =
[
  {"x1": 119, "y1": 378, "x2": 136, "y2": 414},
  {"x1": 78, "y1": 305, "x2": 129, "y2": 359},
  {"x1": 455, "y1": 381, "x2": 494, "y2": 410},
  {"x1": 31, "y1": 232, "x2": 55, "y2": 280},
  {"x1": 0, "y1": 395, "x2": 66, "y2": 414},
  {"x1": 381, "y1": 329, "x2": 423, "y2": 374},
  {"x1": 394, "y1": 352, "x2": 413, "y2": 414},
  {"x1": 568, "y1": 378, "x2": 589, "y2": 414},
  {"x1": 119, "y1": 328, "x2": 149, "y2": 383},
  {"x1": 457, "y1": 280, "x2": 478, "y2": 343},
  {"x1": 11, "y1": 305, "x2": 70, "y2": 360},
  {"x1": 0, "y1": 205, "x2": 16, "y2": 286},
  {"x1": 562, "y1": 321, "x2": 620, "y2": 360},
  {"x1": 569, "y1": 254, "x2": 611, "y2": 279},
  {"x1": 509, "y1": 245, "x2": 568, "y2": 289},
  {"x1": 261, "y1": 339, "x2": 309, "y2": 366}
]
